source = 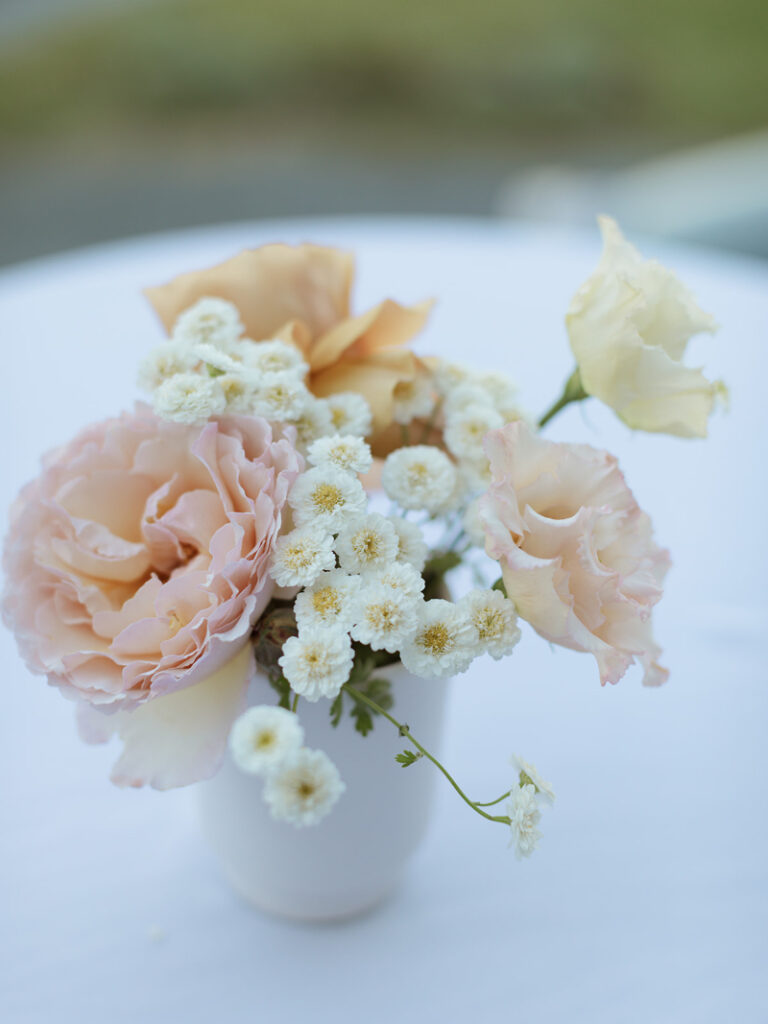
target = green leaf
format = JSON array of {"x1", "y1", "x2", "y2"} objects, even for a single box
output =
[
  {"x1": 329, "y1": 692, "x2": 344, "y2": 728},
  {"x1": 491, "y1": 576, "x2": 507, "y2": 597},
  {"x1": 267, "y1": 674, "x2": 292, "y2": 710},
  {"x1": 395, "y1": 750, "x2": 422, "y2": 767},
  {"x1": 346, "y1": 676, "x2": 394, "y2": 736},
  {"x1": 206, "y1": 363, "x2": 226, "y2": 378}
]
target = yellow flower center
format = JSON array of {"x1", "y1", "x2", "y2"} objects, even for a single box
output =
[
  {"x1": 312, "y1": 483, "x2": 345, "y2": 513},
  {"x1": 353, "y1": 530, "x2": 380, "y2": 561},
  {"x1": 474, "y1": 608, "x2": 503, "y2": 641},
  {"x1": 312, "y1": 587, "x2": 341, "y2": 617},
  {"x1": 366, "y1": 602, "x2": 399, "y2": 632},
  {"x1": 286, "y1": 541, "x2": 315, "y2": 570},
  {"x1": 418, "y1": 623, "x2": 452, "y2": 655},
  {"x1": 255, "y1": 730, "x2": 276, "y2": 751},
  {"x1": 330, "y1": 407, "x2": 347, "y2": 429}
]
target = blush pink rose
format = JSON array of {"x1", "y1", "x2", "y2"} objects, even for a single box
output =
[
  {"x1": 479, "y1": 421, "x2": 670, "y2": 687},
  {"x1": 3, "y1": 405, "x2": 301, "y2": 788}
]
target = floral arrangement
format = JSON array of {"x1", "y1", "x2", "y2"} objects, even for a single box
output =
[{"x1": 2, "y1": 218, "x2": 724, "y2": 859}]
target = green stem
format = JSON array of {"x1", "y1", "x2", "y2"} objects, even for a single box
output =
[
  {"x1": 343, "y1": 683, "x2": 509, "y2": 826},
  {"x1": 400, "y1": 424, "x2": 411, "y2": 446},
  {"x1": 474, "y1": 790, "x2": 512, "y2": 808},
  {"x1": 538, "y1": 368, "x2": 588, "y2": 429},
  {"x1": 291, "y1": 693, "x2": 299, "y2": 714}
]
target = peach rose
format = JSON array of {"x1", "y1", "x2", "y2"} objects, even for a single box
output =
[
  {"x1": 2, "y1": 405, "x2": 301, "y2": 788},
  {"x1": 144, "y1": 244, "x2": 432, "y2": 437},
  {"x1": 479, "y1": 421, "x2": 670, "y2": 687}
]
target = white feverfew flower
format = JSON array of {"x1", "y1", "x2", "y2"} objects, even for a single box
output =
[
  {"x1": 263, "y1": 747, "x2": 346, "y2": 827},
  {"x1": 216, "y1": 370, "x2": 260, "y2": 415},
  {"x1": 507, "y1": 783, "x2": 543, "y2": 860},
  {"x1": 442, "y1": 382, "x2": 490, "y2": 419},
  {"x1": 279, "y1": 628, "x2": 354, "y2": 701},
  {"x1": 294, "y1": 570, "x2": 362, "y2": 631},
  {"x1": 229, "y1": 705, "x2": 304, "y2": 776},
  {"x1": 325, "y1": 392, "x2": 373, "y2": 438},
  {"x1": 307, "y1": 434, "x2": 372, "y2": 475},
  {"x1": 511, "y1": 755, "x2": 555, "y2": 806},
  {"x1": 288, "y1": 397, "x2": 335, "y2": 449},
  {"x1": 289, "y1": 465, "x2": 367, "y2": 531},
  {"x1": 372, "y1": 561, "x2": 425, "y2": 601},
  {"x1": 392, "y1": 373, "x2": 436, "y2": 425},
  {"x1": 400, "y1": 599, "x2": 475, "y2": 679},
  {"x1": 252, "y1": 371, "x2": 309, "y2": 422},
  {"x1": 462, "y1": 588, "x2": 521, "y2": 660},
  {"x1": 389, "y1": 517, "x2": 428, "y2": 572},
  {"x1": 351, "y1": 584, "x2": 420, "y2": 653},
  {"x1": 153, "y1": 372, "x2": 226, "y2": 424},
  {"x1": 335, "y1": 513, "x2": 399, "y2": 575},
  {"x1": 431, "y1": 359, "x2": 472, "y2": 397},
  {"x1": 241, "y1": 338, "x2": 308, "y2": 377},
  {"x1": 138, "y1": 341, "x2": 198, "y2": 392},
  {"x1": 381, "y1": 445, "x2": 458, "y2": 514},
  {"x1": 190, "y1": 342, "x2": 241, "y2": 375},
  {"x1": 269, "y1": 526, "x2": 336, "y2": 588},
  {"x1": 172, "y1": 297, "x2": 243, "y2": 349},
  {"x1": 444, "y1": 403, "x2": 503, "y2": 461}
]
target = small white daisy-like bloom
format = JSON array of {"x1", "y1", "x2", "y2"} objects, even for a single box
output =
[
  {"x1": 241, "y1": 338, "x2": 308, "y2": 377},
  {"x1": 335, "y1": 513, "x2": 399, "y2": 575},
  {"x1": 392, "y1": 373, "x2": 436, "y2": 425},
  {"x1": 372, "y1": 561, "x2": 425, "y2": 601},
  {"x1": 442, "y1": 382, "x2": 489, "y2": 419},
  {"x1": 389, "y1": 517, "x2": 428, "y2": 572},
  {"x1": 269, "y1": 526, "x2": 336, "y2": 587},
  {"x1": 153, "y1": 372, "x2": 226, "y2": 424},
  {"x1": 294, "y1": 570, "x2": 362, "y2": 631},
  {"x1": 461, "y1": 588, "x2": 521, "y2": 660},
  {"x1": 431, "y1": 359, "x2": 472, "y2": 397},
  {"x1": 507, "y1": 783, "x2": 543, "y2": 860},
  {"x1": 137, "y1": 341, "x2": 197, "y2": 392},
  {"x1": 288, "y1": 396, "x2": 335, "y2": 449},
  {"x1": 307, "y1": 434, "x2": 372, "y2": 475},
  {"x1": 263, "y1": 747, "x2": 346, "y2": 827},
  {"x1": 351, "y1": 583, "x2": 420, "y2": 653},
  {"x1": 475, "y1": 371, "x2": 521, "y2": 423},
  {"x1": 217, "y1": 370, "x2": 260, "y2": 415},
  {"x1": 400, "y1": 599, "x2": 475, "y2": 679},
  {"x1": 511, "y1": 755, "x2": 556, "y2": 806},
  {"x1": 190, "y1": 342, "x2": 241, "y2": 375},
  {"x1": 381, "y1": 445, "x2": 458, "y2": 514},
  {"x1": 444, "y1": 403, "x2": 503, "y2": 461},
  {"x1": 172, "y1": 297, "x2": 243, "y2": 349},
  {"x1": 289, "y1": 465, "x2": 367, "y2": 531},
  {"x1": 251, "y1": 370, "x2": 309, "y2": 421},
  {"x1": 279, "y1": 628, "x2": 354, "y2": 701},
  {"x1": 325, "y1": 392, "x2": 373, "y2": 437},
  {"x1": 229, "y1": 705, "x2": 304, "y2": 776},
  {"x1": 462, "y1": 498, "x2": 486, "y2": 547}
]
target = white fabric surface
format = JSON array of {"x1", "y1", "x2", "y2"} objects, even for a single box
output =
[{"x1": 1, "y1": 218, "x2": 766, "y2": 1023}]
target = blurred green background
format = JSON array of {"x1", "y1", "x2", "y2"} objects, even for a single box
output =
[{"x1": 2, "y1": 0, "x2": 767, "y2": 264}]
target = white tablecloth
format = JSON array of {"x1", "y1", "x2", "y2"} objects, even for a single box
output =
[{"x1": 1, "y1": 218, "x2": 766, "y2": 1023}]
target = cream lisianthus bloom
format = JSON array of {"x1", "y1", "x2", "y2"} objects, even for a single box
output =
[{"x1": 566, "y1": 216, "x2": 724, "y2": 438}]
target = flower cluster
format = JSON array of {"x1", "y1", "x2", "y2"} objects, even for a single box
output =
[
  {"x1": 270, "y1": 423, "x2": 522, "y2": 698},
  {"x1": 2, "y1": 224, "x2": 723, "y2": 865},
  {"x1": 229, "y1": 705, "x2": 345, "y2": 826},
  {"x1": 139, "y1": 297, "x2": 371, "y2": 451}
]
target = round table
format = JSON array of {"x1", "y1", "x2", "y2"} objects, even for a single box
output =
[{"x1": 1, "y1": 218, "x2": 766, "y2": 1024}]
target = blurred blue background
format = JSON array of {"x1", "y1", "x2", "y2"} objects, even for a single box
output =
[{"x1": 1, "y1": 0, "x2": 767, "y2": 265}]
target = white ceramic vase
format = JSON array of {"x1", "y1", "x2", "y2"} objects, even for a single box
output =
[{"x1": 198, "y1": 664, "x2": 450, "y2": 921}]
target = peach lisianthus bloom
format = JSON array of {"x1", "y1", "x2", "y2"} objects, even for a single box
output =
[
  {"x1": 2, "y1": 406, "x2": 301, "y2": 788},
  {"x1": 566, "y1": 216, "x2": 724, "y2": 438},
  {"x1": 145, "y1": 244, "x2": 432, "y2": 437},
  {"x1": 479, "y1": 421, "x2": 670, "y2": 687}
]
